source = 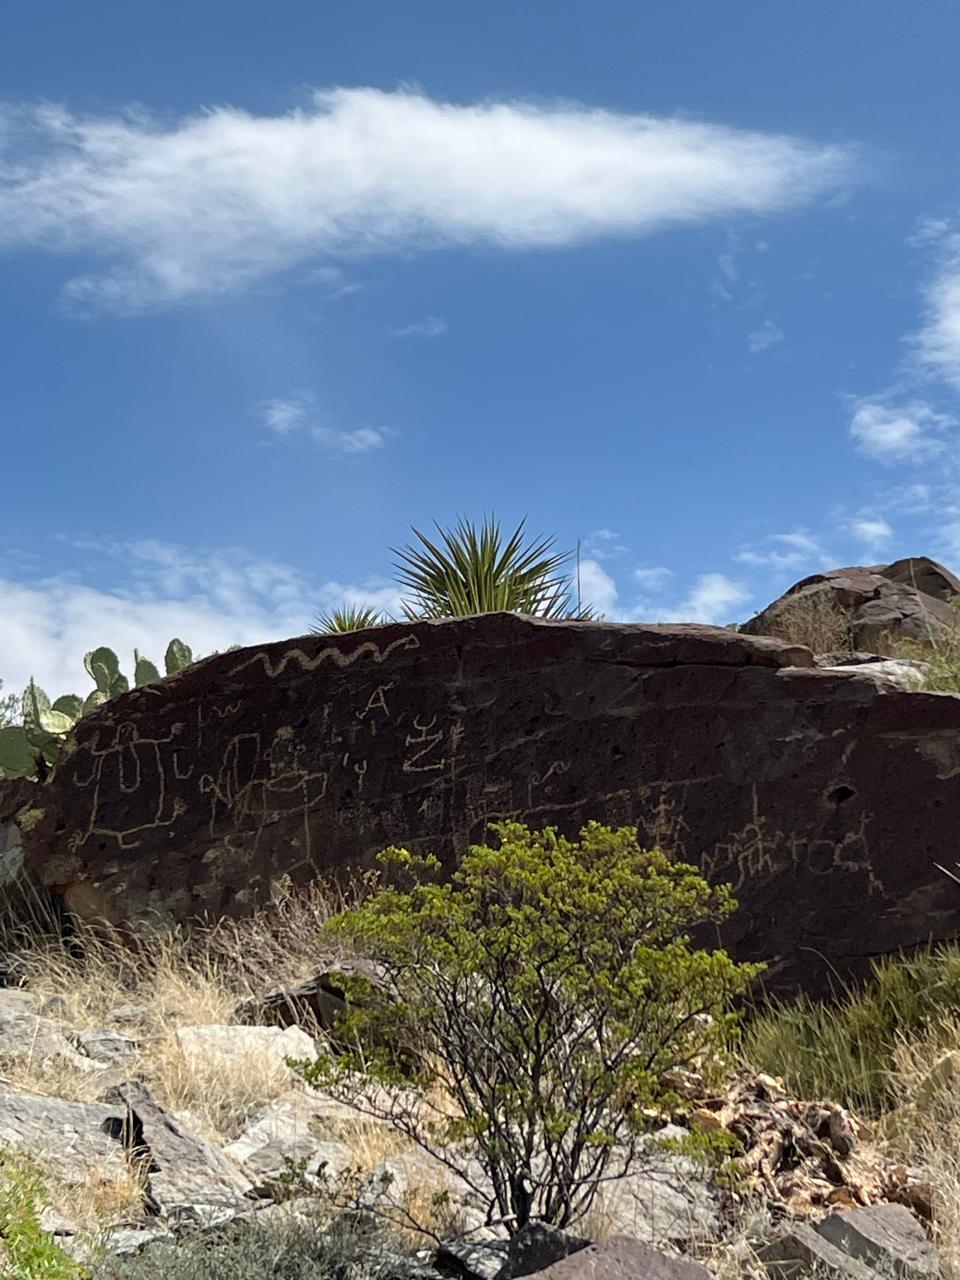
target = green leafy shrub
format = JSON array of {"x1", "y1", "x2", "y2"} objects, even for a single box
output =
[
  {"x1": 92, "y1": 1206, "x2": 436, "y2": 1280},
  {"x1": 0, "y1": 1152, "x2": 86, "y2": 1279},
  {"x1": 393, "y1": 517, "x2": 596, "y2": 620},
  {"x1": 744, "y1": 944, "x2": 960, "y2": 1116},
  {"x1": 0, "y1": 639, "x2": 194, "y2": 780},
  {"x1": 299, "y1": 821, "x2": 760, "y2": 1234}
]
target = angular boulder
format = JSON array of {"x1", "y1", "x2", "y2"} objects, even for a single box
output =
[
  {"x1": 741, "y1": 556, "x2": 960, "y2": 652},
  {"x1": 6, "y1": 613, "x2": 960, "y2": 995}
]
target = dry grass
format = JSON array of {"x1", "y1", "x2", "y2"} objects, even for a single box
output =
[
  {"x1": 2, "y1": 877, "x2": 374, "y2": 1142},
  {"x1": 765, "y1": 590, "x2": 852, "y2": 653},
  {"x1": 889, "y1": 1023, "x2": 960, "y2": 1277}
]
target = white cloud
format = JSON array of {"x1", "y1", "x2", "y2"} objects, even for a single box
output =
[
  {"x1": 0, "y1": 88, "x2": 855, "y2": 310},
  {"x1": 849, "y1": 397, "x2": 954, "y2": 462},
  {"x1": 747, "y1": 319, "x2": 784, "y2": 353},
  {"x1": 256, "y1": 394, "x2": 389, "y2": 454},
  {"x1": 676, "y1": 573, "x2": 750, "y2": 625},
  {"x1": 260, "y1": 397, "x2": 309, "y2": 435},
  {"x1": 736, "y1": 529, "x2": 832, "y2": 571},
  {"x1": 584, "y1": 528, "x2": 629, "y2": 560},
  {"x1": 848, "y1": 515, "x2": 892, "y2": 549},
  {"x1": 299, "y1": 264, "x2": 364, "y2": 298},
  {"x1": 392, "y1": 316, "x2": 447, "y2": 338},
  {"x1": 911, "y1": 223, "x2": 960, "y2": 387},
  {"x1": 632, "y1": 566, "x2": 674, "y2": 591},
  {"x1": 0, "y1": 541, "x2": 402, "y2": 695},
  {"x1": 577, "y1": 558, "x2": 618, "y2": 616}
]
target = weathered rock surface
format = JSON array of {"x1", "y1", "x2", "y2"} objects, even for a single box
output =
[
  {"x1": 742, "y1": 556, "x2": 960, "y2": 652},
  {"x1": 814, "y1": 1204, "x2": 943, "y2": 1280},
  {"x1": 523, "y1": 1237, "x2": 714, "y2": 1280},
  {"x1": 175, "y1": 1023, "x2": 317, "y2": 1082},
  {"x1": 222, "y1": 1090, "x2": 354, "y2": 1182},
  {"x1": 759, "y1": 1222, "x2": 876, "y2": 1280},
  {"x1": 8, "y1": 612, "x2": 960, "y2": 994}
]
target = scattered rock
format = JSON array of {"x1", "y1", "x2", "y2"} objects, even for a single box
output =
[
  {"x1": 759, "y1": 1223, "x2": 876, "y2": 1279},
  {"x1": 496, "y1": 1223, "x2": 590, "y2": 1279},
  {"x1": 236, "y1": 959, "x2": 391, "y2": 1039},
  {"x1": 175, "y1": 1024, "x2": 317, "y2": 1081},
  {"x1": 75, "y1": 1027, "x2": 139, "y2": 1064},
  {"x1": 436, "y1": 1239, "x2": 512, "y2": 1280},
  {"x1": 104, "y1": 1081, "x2": 253, "y2": 1223},
  {"x1": 0, "y1": 1088, "x2": 128, "y2": 1189},
  {"x1": 223, "y1": 1091, "x2": 354, "y2": 1183},
  {"x1": 814, "y1": 1204, "x2": 942, "y2": 1280},
  {"x1": 0, "y1": 999, "x2": 104, "y2": 1075},
  {"x1": 521, "y1": 1236, "x2": 713, "y2": 1280}
]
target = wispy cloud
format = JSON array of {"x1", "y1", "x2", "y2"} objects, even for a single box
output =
[
  {"x1": 632, "y1": 566, "x2": 674, "y2": 591},
  {"x1": 747, "y1": 318, "x2": 784, "y2": 353},
  {"x1": 0, "y1": 88, "x2": 856, "y2": 311},
  {"x1": 847, "y1": 515, "x2": 893, "y2": 550},
  {"x1": 584, "y1": 528, "x2": 629, "y2": 560},
  {"x1": 298, "y1": 264, "x2": 365, "y2": 299},
  {"x1": 736, "y1": 529, "x2": 833, "y2": 571},
  {"x1": 676, "y1": 573, "x2": 750, "y2": 625},
  {"x1": 392, "y1": 316, "x2": 448, "y2": 338},
  {"x1": 256, "y1": 394, "x2": 389, "y2": 454},
  {"x1": 848, "y1": 396, "x2": 954, "y2": 462}
]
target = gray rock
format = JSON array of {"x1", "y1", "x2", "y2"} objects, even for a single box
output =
[
  {"x1": 759, "y1": 1223, "x2": 876, "y2": 1279},
  {"x1": 222, "y1": 1090, "x2": 353, "y2": 1182},
  {"x1": 106, "y1": 1082, "x2": 254, "y2": 1220},
  {"x1": 814, "y1": 1204, "x2": 942, "y2": 1280},
  {"x1": 520, "y1": 1236, "x2": 713, "y2": 1280},
  {"x1": 496, "y1": 1223, "x2": 590, "y2": 1279},
  {"x1": 0, "y1": 1001, "x2": 104, "y2": 1074},
  {"x1": 175, "y1": 1023, "x2": 317, "y2": 1081},
  {"x1": 0, "y1": 1088, "x2": 127, "y2": 1187},
  {"x1": 436, "y1": 1239, "x2": 512, "y2": 1280},
  {"x1": 595, "y1": 1155, "x2": 722, "y2": 1246},
  {"x1": 75, "y1": 1027, "x2": 139, "y2": 1064}
]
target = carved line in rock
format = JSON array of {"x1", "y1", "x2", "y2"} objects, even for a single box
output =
[{"x1": 229, "y1": 633, "x2": 421, "y2": 680}]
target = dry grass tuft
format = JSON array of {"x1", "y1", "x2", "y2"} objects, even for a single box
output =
[
  {"x1": 765, "y1": 590, "x2": 852, "y2": 653},
  {"x1": 2, "y1": 877, "x2": 373, "y2": 1142}
]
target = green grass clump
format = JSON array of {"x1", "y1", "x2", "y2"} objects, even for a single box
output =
[
  {"x1": 92, "y1": 1209, "x2": 437, "y2": 1280},
  {"x1": 744, "y1": 945, "x2": 960, "y2": 1117},
  {"x1": 0, "y1": 1153, "x2": 86, "y2": 1279}
]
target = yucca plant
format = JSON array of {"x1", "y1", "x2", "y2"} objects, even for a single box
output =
[
  {"x1": 312, "y1": 605, "x2": 388, "y2": 635},
  {"x1": 393, "y1": 517, "x2": 592, "y2": 620}
]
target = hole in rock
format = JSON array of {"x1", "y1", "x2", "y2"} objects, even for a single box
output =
[{"x1": 828, "y1": 785, "x2": 856, "y2": 805}]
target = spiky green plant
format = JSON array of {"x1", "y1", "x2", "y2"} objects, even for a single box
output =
[
  {"x1": 311, "y1": 605, "x2": 387, "y2": 635},
  {"x1": 393, "y1": 517, "x2": 592, "y2": 621}
]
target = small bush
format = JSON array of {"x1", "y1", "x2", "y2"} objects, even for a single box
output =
[
  {"x1": 765, "y1": 591, "x2": 852, "y2": 653},
  {"x1": 744, "y1": 944, "x2": 960, "y2": 1116},
  {"x1": 300, "y1": 821, "x2": 760, "y2": 1234},
  {"x1": 92, "y1": 1206, "x2": 437, "y2": 1280}
]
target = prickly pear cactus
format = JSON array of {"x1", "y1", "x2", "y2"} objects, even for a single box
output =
[{"x1": 0, "y1": 636, "x2": 197, "y2": 778}]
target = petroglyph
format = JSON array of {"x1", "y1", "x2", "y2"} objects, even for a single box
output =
[
  {"x1": 68, "y1": 720, "x2": 188, "y2": 852},
  {"x1": 230, "y1": 633, "x2": 420, "y2": 680},
  {"x1": 403, "y1": 715, "x2": 447, "y2": 774},
  {"x1": 356, "y1": 684, "x2": 394, "y2": 722}
]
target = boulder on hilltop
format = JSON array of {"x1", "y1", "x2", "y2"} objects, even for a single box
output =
[{"x1": 741, "y1": 555, "x2": 960, "y2": 653}]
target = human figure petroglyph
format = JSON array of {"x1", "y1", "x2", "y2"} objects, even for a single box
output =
[
  {"x1": 402, "y1": 714, "x2": 447, "y2": 774},
  {"x1": 230, "y1": 633, "x2": 420, "y2": 681},
  {"x1": 68, "y1": 720, "x2": 187, "y2": 852}
]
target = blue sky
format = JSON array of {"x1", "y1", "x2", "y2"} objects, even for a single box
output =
[{"x1": 3, "y1": 0, "x2": 960, "y2": 693}]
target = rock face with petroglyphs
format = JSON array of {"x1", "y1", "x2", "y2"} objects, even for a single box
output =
[{"x1": 4, "y1": 613, "x2": 960, "y2": 995}]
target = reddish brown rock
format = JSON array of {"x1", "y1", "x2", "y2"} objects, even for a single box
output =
[
  {"x1": 5, "y1": 613, "x2": 960, "y2": 996},
  {"x1": 741, "y1": 555, "x2": 960, "y2": 651}
]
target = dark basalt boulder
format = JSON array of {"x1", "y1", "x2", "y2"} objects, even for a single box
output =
[{"x1": 5, "y1": 612, "x2": 960, "y2": 997}]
